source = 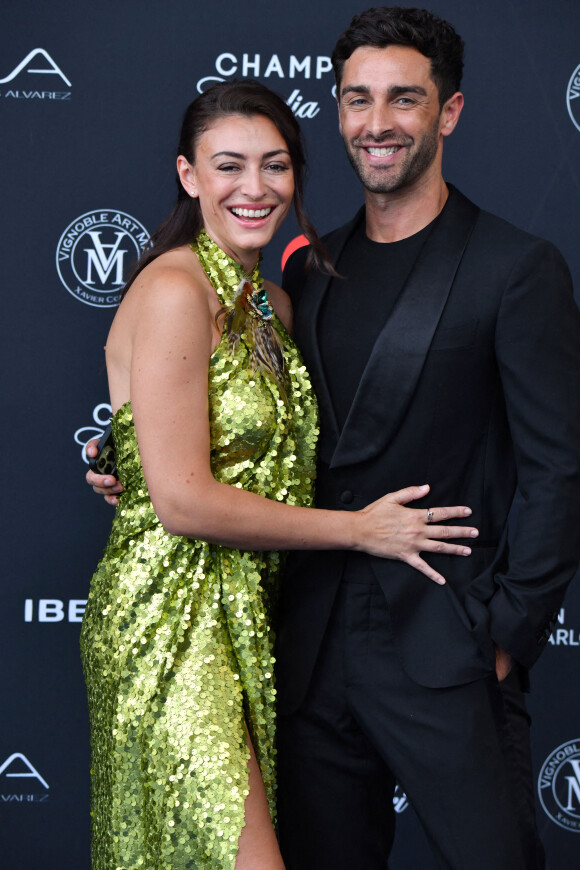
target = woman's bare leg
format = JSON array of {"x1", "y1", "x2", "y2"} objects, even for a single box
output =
[{"x1": 235, "y1": 729, "x2": 285, "y2": 870}]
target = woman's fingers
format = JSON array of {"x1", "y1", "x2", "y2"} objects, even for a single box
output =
[
  {"x1": 424, "y1": 505, "x2": 473, "y2": 523},
  {"x1": 355, "y1": 489, "x2": 480, "y2": 584},
  {"x1": 388, "y1": 484, "x2": 431, "y2": 505},
  {"x1": 421, "y1": 541, "x2": 472, "y2": 556},
  {"x1": 86, "y1": 468, "x2": 123, "y2": 503},
  {"x1": 86, "y1": 475, "x2": 122, "y2": 493},
  {"x1": 405, "y1": 553, "x2": 446, "y2": 585},
  {"x1": 386, "y1": 486, "x2": 473, "y2": 522},
  {"x1": 425, "y1": 523, "x2": 478, "y2": 540},
  {"x1": 86, "y1": 438, "x2": 99, "y2": 458}
]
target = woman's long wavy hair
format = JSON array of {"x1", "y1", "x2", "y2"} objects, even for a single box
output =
[{"x1": 123, "y1": 79, "x2": 333, "y2": 294}]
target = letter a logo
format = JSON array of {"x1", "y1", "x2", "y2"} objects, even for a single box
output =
[
  {"x1": 0, "y1": 48, "x2": 71, "y2": 86},
  {"x1": 0, "y1": 753, "x2": 49, "y2": 789}
]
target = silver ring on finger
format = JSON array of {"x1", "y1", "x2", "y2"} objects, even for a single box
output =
[{"x1": 427, "y1": 509, "x2": 434, "y2": 523}]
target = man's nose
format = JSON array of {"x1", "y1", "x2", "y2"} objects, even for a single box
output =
[{"x1": 365, "y1": 103, "x2": 395, "y2": 139}]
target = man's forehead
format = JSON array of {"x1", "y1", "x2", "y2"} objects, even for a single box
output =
[{"x1": 340, "y1": 45, "x2": 434, "y2": 93}]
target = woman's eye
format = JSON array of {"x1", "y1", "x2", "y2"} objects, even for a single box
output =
[
  {"x1": 217, "y1": 164, "x2": 240, "y2": 172},
  {"x1": 266, "y1": 163, "x2": 289, "y2": 173}
]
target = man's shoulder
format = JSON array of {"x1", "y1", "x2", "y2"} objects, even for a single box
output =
[
  {"x1": 449, "y1": 187, "x2": 572, "y2": 294},
  {"x1": 453, "y1": 185, "x2": 562, "y2": 257},
  {"x1": 476, "y1": 204, "x2": 543, "y2": 246},
  {"x1": 474, "y1": 207, "x2": 570, "y2": 281}
]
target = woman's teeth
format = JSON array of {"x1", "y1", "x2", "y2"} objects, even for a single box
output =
[{"x1": 231, "y1": 207, "x2": 273, "y2": 218}]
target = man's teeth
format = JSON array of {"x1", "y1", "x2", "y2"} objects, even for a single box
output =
[
  {"x1": 231, "y1": 207, "x2": 273, "y2": 218},
  {"x1": 367, "y1": 146, "x2": 399, "y2": 156}
]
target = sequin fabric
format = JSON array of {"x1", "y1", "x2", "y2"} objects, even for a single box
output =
[{"x1": 80, "y1": 239, "x2": 319, "y2": 870}]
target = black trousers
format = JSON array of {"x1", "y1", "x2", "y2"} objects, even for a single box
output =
[{"x1": 277, "y1": 575, "x2": 544, "y2": 870}]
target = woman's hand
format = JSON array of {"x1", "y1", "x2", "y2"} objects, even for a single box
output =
[
  {"x1": 354, "y1": 484, "x2": 478, "y2": 585},
  {"x1": 85, "y1": 438, "x2": 124, "y2": 506}
]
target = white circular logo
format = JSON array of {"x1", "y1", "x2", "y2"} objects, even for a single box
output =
[
  {"x1": 566, "y1": 63, "x2": 580, "y2": 133},
  {"x1": 74, "y1": 403, "x2": 113, "y2": 464},
  {"x1": 538, "y1": 739, "x2": 580, "y2": 832},
  {"x1": 56, "y1": 209, "x2": 149, "y2": 307}
]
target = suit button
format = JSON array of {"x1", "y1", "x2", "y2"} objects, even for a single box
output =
[{"x1": 340, "y1": 490, "x2": 354, "y2": 505}]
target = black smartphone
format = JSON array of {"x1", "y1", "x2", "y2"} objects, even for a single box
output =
[{"x1": 88, "y1": 423, "x2": 117, "y2": 477}]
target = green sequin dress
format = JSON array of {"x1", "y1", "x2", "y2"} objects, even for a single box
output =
[{"x1": 80, "y1": 244, "x2": 318, "y2": 870}]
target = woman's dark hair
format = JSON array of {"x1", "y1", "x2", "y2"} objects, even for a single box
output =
[
  {"x1": 332, "y1": 6, "x2": 464, "y2": 107},
  {"x1": 124, "y1": 79, "x2": 333, "y2": 292}
]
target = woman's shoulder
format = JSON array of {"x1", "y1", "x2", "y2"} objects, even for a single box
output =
[
  {"x1": 119, "y1": 246, "x2": 217, "y2": 326},
  {"x1": 132, "y1": 246, "x2": 206, "y2": 301}
]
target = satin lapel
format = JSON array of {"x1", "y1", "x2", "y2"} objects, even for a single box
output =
[
  {"x1": 293, "y1": 208, "x2": 365, "y2": 463},
  {"x1": 330, "y1": 188, "x2": 480, "y2": 469}
]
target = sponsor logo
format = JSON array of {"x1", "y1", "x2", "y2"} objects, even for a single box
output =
[
  {"x1": 548, "y1": 608, "x2": 580, "y2": 648},
  {"x1": 0, "y1": 48, "x2": 71, "y2": 101},
  {"x1": 74, "y1": 402, "x2": 112, "y2": 463},
  {"x1": 567, "y1": 63, "x2": 580, "y2": 132},
  {"x1": 56, "y1": 210, "x2": 149, "y2": 307},
  {"x1": 0, "y1": 753, "x2": 49, "y2": 803},
  {"x1": 538, "y1": 740, "x2": 580, "y2": 832},
  {"x1": 196, "y1": 52, "x2": 335, "y2": 120},
  {"x1": 24, "y1": 599, "x2": 86, "y2": 623}
]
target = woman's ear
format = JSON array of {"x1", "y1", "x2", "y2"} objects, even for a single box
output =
[{"x1": 176, "y1": 155, "x2": 198, "y2": 197}]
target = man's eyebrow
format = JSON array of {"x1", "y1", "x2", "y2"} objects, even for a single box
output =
[
  {"x1": 340, "y1": 85, "x2": 371, "y2": 98},
  {"x1": 388, "y1": 85, "x2": 428, "y2": 97},
  {"x1": 340, "y1": 84, "x2": 428, "y2": 98}
]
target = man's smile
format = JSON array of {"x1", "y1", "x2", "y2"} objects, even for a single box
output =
[{"x1": 365, "y1": 145, "x2": 401, "y2": 157}]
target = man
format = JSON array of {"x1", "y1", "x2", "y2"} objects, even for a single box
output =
[
  {"x1": 88, "y1": 8, "x2": 580, "y2": 869},
  {"x1": 273, "y1": 7, "x2": 580, "y2": 870}
]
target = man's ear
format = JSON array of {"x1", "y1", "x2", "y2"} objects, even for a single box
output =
[{"x1": 440, "y1": 91, "x2": 464, "y2": 138}]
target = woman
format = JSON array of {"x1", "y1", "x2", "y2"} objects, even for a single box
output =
[{"x1": 81, "y1": 80, "x2": 477, "y2": 870}]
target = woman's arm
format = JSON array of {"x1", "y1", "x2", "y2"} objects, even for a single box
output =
[{"x1": 123, "y1": 267, "x2": 476, "y2": 584}]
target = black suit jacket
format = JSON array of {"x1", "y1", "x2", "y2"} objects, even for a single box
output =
[{"x1": 276, "y1": 186, "x2": 580, "y2": 712}]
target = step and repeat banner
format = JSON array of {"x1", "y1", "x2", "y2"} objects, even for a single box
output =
[{"x1": 1, "y1": 0, "x2": 579, "y2": 866}]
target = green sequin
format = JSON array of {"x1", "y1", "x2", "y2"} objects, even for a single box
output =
[{"x1": 80, "y1": 242, "x2": 319, "y2": 869}]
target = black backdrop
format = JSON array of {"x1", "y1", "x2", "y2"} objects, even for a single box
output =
[{"x1": 1, "y1": 1, "x2": 580, "y2": 867}]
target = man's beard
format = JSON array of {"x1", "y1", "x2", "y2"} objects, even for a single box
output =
[{"x1": 343, "y1": 118, "x2": 440, "y2": 194}]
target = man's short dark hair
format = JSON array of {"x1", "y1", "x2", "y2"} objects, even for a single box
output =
[{"x1": 332, "y1": 6, "x2": 464, "y2": 106}]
